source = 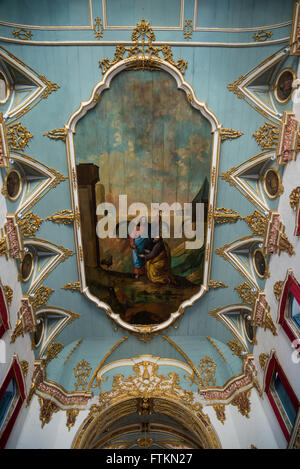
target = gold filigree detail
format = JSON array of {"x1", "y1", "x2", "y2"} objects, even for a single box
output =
[
  {"x1": 49, "y1": 168, "x2": 67, "y2": 188},
  {"x1": 18, "y1": 212, "x2": 43, "y2": 238},
  {"x1": 93, "y1": 17, "x2": 103, "y2": 39},
  {"x1": 61, "y1": 282, "x2": 81, "y2": 292},
  {"x1": 235, "y1": 282, "x2": 256, "y2": 306},
  {"x1": 7, "y1": 122, "x2": 33, "y2": 151},
  {"x1": 99, "y1": 18, "x2": 187, "y2": 76},
  {"x1": 38, "y1": 396, "x2": 59, "y2": 428},
  {"x1": 253, "y1": 30, "x2": 272, "y2": 42},
  {"x1": 259, "y1": 353, "x2": 269, "y2": 370},
  {"x1": 20, "y1": 360, "x2": 29, "y2": 378},
  {"x1": 208, "y1": 281, "x2": 228, "y2": 289},
  {"x1": 227, "y1": 76, "x2": 244, "y2": 99},
  {"x1": 137, "y1": 436, "x2": 153, "y2": 448},
  {"x1": 183, "y1": 19, "x2": 193, "y2": 40},
  {"x1": 289, "y1": 187, "x2": 300, "y2": 210},
  {"x1": 227, "y1": 339, "x2": 244, "y2": 358},
  {"x1": 30, "y1": 285, "x2": 54, "y2": 311},
  {"x1": 46, "y1": 209, "x2": 75, "y2": 225},
  {"x1": 12, "y1": 28, "x2": 32, "y2": 40},
  {"x1": 39, "y1": 75, "x2": 60, "y2": 100},
  {"x1": 66, "y1": 408, "x2": 80, "y2": 431},
  {"x1": 74, "y1": 359, "x2": 92, "y2": 391},
  {"x1": 220, "y1": 128, "x2": 244, "y2": 141},
  {"x1": 0, "y1": 235, "x2": 8, "y2": 257},
  {"x1": 206, "y1": 336, "x2": 227, "y2": 363},
  {"x1": 198, "y1": 357, "x2": 216, "y2": 386},
  {"x1": 43, "y1": 128, "x2": 66, "y2": 141},
  {"x1": 212, "y1": 404, "x2": 226, "y2": 424},
  {"x1": 44, "y1": 342, "x2": 64, "y2": 364},
  {"x1": 3, "y1": 285, "x2": 13, "y2": 306},
  {"x1": 214, "y1": 207, "x2": 243, "y2": 224},
  {"x1": 273, "y1": 281, "x2": 284, "y2": 301},
  {"x1": 244, "y1": 210, "x2": 267, "y2": 236},
  {"x1": 64, "y1": 339, "x2": 83, "y2": 366},
  {"x1": 59, "y1": 245, "x2": 74, "y2": 262},
  {"x1": 253, "y1": 122, "x2": 279, "y2": 150},
  {"x1": 231, "y1": 390, "x2": 251, "y2": 418}
]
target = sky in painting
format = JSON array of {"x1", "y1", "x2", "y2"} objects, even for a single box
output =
[{"x1": 75, "y1": 69, "x2": 212, "y2": 209}]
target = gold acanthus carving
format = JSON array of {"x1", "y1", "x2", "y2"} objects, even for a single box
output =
[
  {"x1": 44, "y1": 342, "x2": 64, "y2": 365},
  {"x1": 7, "y1": 122, "x2": 33, "y2": 151},
  {"x1": 0, "y1": 235, "x2": 8, "y2": 257},
  {"x1": 64, "y1": 339, "x2": 83, "y2": 365},
  {"x1": 99, "y1": 18, "x2": 188, "y2": 76},
  {"x1": 74, "y1": 359, "x2": 92, "y2": 392},
  {"x1": 208, "y1": 281, "x2": 228, "y2": 289},
  {"x1": 38, "y1": 396, "x2": 59, "y2": 428},
  {"x1": 43, "y1": 128, "x2": 66, "y2": 141},
  {"x1": 30, "y1": 285, "x2": 54, "y2": 312},
  {"x1": 259, "y1": 353, "x2": 269, "y2": 370},
  {"x1": 46, "y1": 209, "x2": 76, "y2": 225},
  {"x1": 289, "y1": 186, "x2": 300, "y2": 210},
  {"x1": 198, "y1": 357, "x2": 216, "y2": 387},
  {"x1": 244, "y1": 210, "x2": 267, "y2": 236},
  {"x1": 20, "y1": 360, "x2": 29, "y2": 378},
  {"x1": 61, "y1": 282, "x2": 81, "y2": 292},
  {"x1": 39, "y1": 75, "x2": 60, "y2": 100},
  {"x1": 214, "y1": 207, "x2": 243, "y2": 224},
  {"x1": 253, "y1": 122, "x2": 279, "y2": 150},
  {"x1": 18, "y1": 212, "x2": 43, "y2": 238},
  {"x1": 212, "y1": 404, "x2": 226, "y2": 424},
  {"x1": 220, "y1": 128, "x2": 243, "y2": 141},
  {"x1": 273, "y1": 281, "x2": 284, "y2": 301},
  {"x1": 227, "y1": 339, "x2": 244, "y2": 358},
  {"x1": 93, "y1": 17, "x2": 104, "y2": 39},
  {"x1": 12, "y1": 28, "x2": 32, "y2": 40},
  {"x1": 183, "y1": 19, "x2": 193, "y2": 40},
  {"x1": 66, "y1": 408, "x2": 80, "y2": 431},
  {"x1": 3, "y1": 285, "x2": 13, "y2": 306},
  {"x1": 253, "y1": 30, "x2": 272, "y2": 42},
  {"x1": 231, "y1": 389, "x2": 251, "y2": 418},
  {"x1": 235, "y1": 282, "x2": 256, "y2": 306}
]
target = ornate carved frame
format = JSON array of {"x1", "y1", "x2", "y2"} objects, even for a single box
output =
[
  {"x1": 65, "y1": 56, "x2": 221, "y2": 336},
  {"x1": 277, "y1": 269, "x2": 300, "y2": 343}
]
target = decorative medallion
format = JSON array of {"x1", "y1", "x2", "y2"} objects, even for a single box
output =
[{"x1": 183, "y1": 19, "x2": 193, "y2": 40}]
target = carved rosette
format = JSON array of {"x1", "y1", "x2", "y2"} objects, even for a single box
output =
[
  {"x1": 263, "y1": 211, "x2": 295, "y2": 256},
  {"x1": 276, "y1": 112, "x2": 299, "y2": 165},
  {"x1": 251, "y1": 291, "x2": 277, "y2": 336},
  {"x1": 4, "y1": 215, "x2": 23, "y2": 258}
]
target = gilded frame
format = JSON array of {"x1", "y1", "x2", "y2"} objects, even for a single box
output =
[
  {"x1": 273, "y1": 67, "x2": 297, "y2": 105},
  {"x1": 262, "y1": 166, "x2": 284, "y2": 199},
  {"x1": 65, "y1": 56, "x2": 221, "y2": 336},
  {"x1": 18, "y1": 250, "x2": 34, "y2": 283},
  {"x1": 252, "y1": 247, "x2": 270, "y2": 280},
  {"x1": 3, "y1": 167, "x2": 23, "y2": 202}
]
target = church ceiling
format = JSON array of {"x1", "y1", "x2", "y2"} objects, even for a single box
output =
[{"x1": 0, "y1": 0, "x2": 298, "y2": 435}]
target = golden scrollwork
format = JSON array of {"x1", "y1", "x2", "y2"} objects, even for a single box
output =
[
  {"x1": 214, "y1": 207, "x2": 243, "y2": 224},
  {"x1": 39, "y1": 75, "x2": 60, "y2": 100},
  {"x1": 208, "y1": 281, "x2": 228, "y2": 289},
  {"x1": 231, "y1": 390, "x2": 251, "y2": 418},
  {"x1": 61, "y1": 282, "x2": 81, "y2": 292},
  {"x1": 99, "y1": 18, "x2": 187, "y2": 76},
  {"x1": 183, "y1": 19, "x2": 193, "y2": 40},
  {"x1": 253, "y1": 122, "x2": 279, "y2": 150},
  {"x1": 289, "y1": 186, "x2": 300, "y2": 210},
  {"x1": 38, "y1": 396, "x2": 59, "y2": 428},
  {"x1": 43, "y1": 128, "x2": 66, "y2": 141},
  {"x1": 206, "y1": 336, "x2": 227, "y2": 363},
  {"x1": 20, "y1": 360, "x2": 29, "y2": 378},
  {"x1": 220, "y1": 128, "x2": 244, "y2": 141},
  {"x1": 198, "y1": 357, "x2": 216, "y2": 387},
  {"x1": 227, "y1": 76, "x2": 244, "y2": 99},
  {"x1": 3, "y1": 285, "x2": 13, "y2": 306},
  {"x1": 273, "y1": 280, "x2": 284, "y2": 301},
  {"x1": 7, "y1": 122, "x2": 33, "y2": 151},
  {"x1": 259, "y1": 353, "x2": 269, "y2": 370},
  {"x1": 253, "y1": 30, "x2": 272, "y2": 42},
  {"x1": 212, "y1": 404, "x2": 226, "y2": 424},
  {"x1": 227, "y1": 339, "x2": 244, "y2": 358},
  {"x1": 64, "y1": 339, "x2": 83, "y2": 365},
  {"x1": 244, "y1": 210, "x2": 267, "y2": 236},
  {"x1": 74, "y1": 359, "x2": 92, "y2": 391},
  {"x1": 93, "y1": 17, "x2": 104, "y2": 39},
  {"x1": 235, "y1": 282, "x2": 256, "y2": 306},
  {"x1": 18, "y1": 212, "x2": 43, "y2": 238},
  {"x1": 66, "y1": 408, "x2": 80, "y2": 431},
  {"x1": 44, "y1": 342, "x2": 64, "y2": 364},
  {"x1": 0, "y1": 235, "x2": 8, "y2": 257},
  {"x1": 12, "y1": 28, "x2": 33, "y2": 40},
  {"x1": 46, "y1": 209, "x2": 75, "y2": 225},
  {"x1": 30, "y1": 285, "x2": 54, "y2": 311}
]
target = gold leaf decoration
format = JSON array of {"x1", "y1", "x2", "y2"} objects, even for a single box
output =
[
  {"x1": 183, "y1": 19, "x2": 193, "y2": 40},
  {"x1": 43, "y1": 128, "x2": 66, "y2": 141},
  {"x1": 61, "y1": 282, "x2": 81, "y2": 292},
  {"x1": 235, "y1": 282, "x2": 256, "y2": 306},
  {"x1": 93, "y1": 17, "x2": 103, "y2": 39},
  {"x1": 198, "y1": 357, "x2": 216, "y2": 387},
  {"x1": 7, "y1": 122, "x2": 33, "y2": 151},
  {"x1": 244, "y1": 210, "x2": 268, "y2": 236},
  {"x1": 273, "y1": 281, "x2": 284, "y2": 301},
  {"x1": 74, "y1": 359, "x2": 92, "y2": 391},
  {"x1": 253, "y1": 122, "x2": 279, "y2": 150},
  {"x1": 214, "y1": 207, "x2": 243, "y2": 224},
  {"x1": 212, "y1": 404, "x2": 226, "y2": 424},
  {"x1": 18, "y1": 212, "x2": 43, "y2": 238},
  {"x1": 220, "y1": 128, "x2": 244, "y2": 141},
  {"x1": 227, "y1": 339, "x2": 244, "y2": 358},
  {"x1": 3, "y1": 285, "x2": 13, "y2": 306},
  {"x1": 30, "y1": 285, "x2": 54, "y2": 311},
  {"x1": 46, "y1": 209, "x2": 75, "y2": 224}
]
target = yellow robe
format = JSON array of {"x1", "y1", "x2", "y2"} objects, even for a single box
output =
[{"x1": 146, "y1": 242, "x2": 174, "y2": 284}]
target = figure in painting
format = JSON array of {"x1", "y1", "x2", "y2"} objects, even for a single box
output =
[
  {"x1": 139, "y1": 236, "x2": 175, "y2": 285},
  {"x1": 129, "y1": 222, "x2": 146, "y2": 279}
]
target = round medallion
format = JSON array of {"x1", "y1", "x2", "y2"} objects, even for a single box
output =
[
  {"x1": 4, "y1": 168, "x2": 23, "y2": 201},
  {"x1": 263, "y1": 167, "x2": 283, "y2": 199},
  {"x1": 274, "y1": 68, "x2": 296, "y2": 104},
  {"x1": 19, "y1": 251, "x2": 34, "y2": 282}
]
